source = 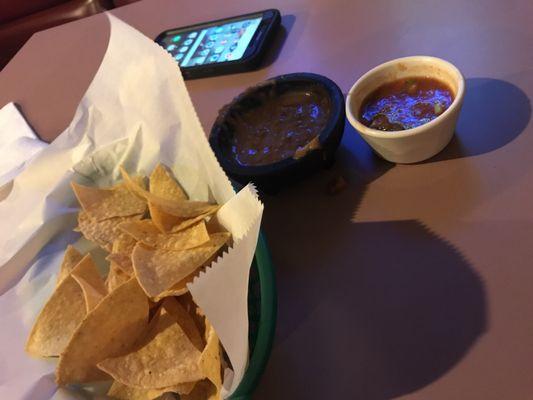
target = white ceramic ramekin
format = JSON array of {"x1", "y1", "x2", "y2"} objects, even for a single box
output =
[{"x1": 346, "y1": 56, "x2": 465, "y2": 163}]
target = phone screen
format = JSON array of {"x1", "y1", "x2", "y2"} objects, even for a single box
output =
[{"x1": 159, "y1": 15, "x2": 263, "y2": 67}]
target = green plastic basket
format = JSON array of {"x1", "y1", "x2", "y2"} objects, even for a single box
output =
[{"x1": 228, "y1": 231, "x2": 277, "y2": 400}]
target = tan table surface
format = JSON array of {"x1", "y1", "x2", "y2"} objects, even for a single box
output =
[{"x1": 1, "y1": 0, "x2": 532, "y2": 398}]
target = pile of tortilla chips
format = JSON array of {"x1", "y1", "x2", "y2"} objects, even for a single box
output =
[{"x1": 25, "y1": 163, "x2": 231, "y2": 400}]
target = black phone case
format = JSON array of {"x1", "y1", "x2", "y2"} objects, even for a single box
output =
[{"x1": 155, "y1": 9, "x2": 281, "y2": 80}]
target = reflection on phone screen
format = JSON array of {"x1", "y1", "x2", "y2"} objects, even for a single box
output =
[{"x1": 161, "y1": 16, "x2": 263, "y2": 67}]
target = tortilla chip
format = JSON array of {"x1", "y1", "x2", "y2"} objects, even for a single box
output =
[
  {"x1": 106, "y1": 262, "x2": 131, "y2": 292},
  {"x1": 113, "y1": 233, "x2": 138, "y2": 252},
  {"x1": 120, "y1": 166, "x2": 152, "y2": 200},
  {"x1": 106, "y1": 235, "x2": 137, "y2": 275},
  {"x1": 107, "y1": 380, "x2": 196, "y2": 400},
  {"x1": 150, "y1": 239, "x2": 227, "y2": 302},
  {"x1": 181, "y1": 380, "x2": 219, "y2": 400},
  {"x1": 149, "y1": 201, "x2": 218, "y2": 234},
  {"x1": 178, "y1": 293, "x2": 207, "y2": 339},
  {"x1": 56, "y1": 245, "x2": 83, "y2": 286},
  {"x1": 71, "y1": 180, "x2": 147, "y2": 221},
  {"x1": 200, "y1": 322, "x2": 222, "y2": 400},
  {"x1": 106, "y1": 253, "x2": 133, "y2": 275},
  {"x1": 70, "y1": 254, "x2": 107, "y2": 312},
  {"x1": 98, "y1": 302, "x2": 204, "y2": 389},
  {"x1": 170, "y1": 208, "x2": 220, "y2": 233},
  {"x1": 149, "y1": 163, "x2": 187, "y2": 201},
  {"x1": 77, "y1": 211, "x2": 142, "y2": 252},
  {"x1": 205, "y1": 216, "x2": 226, "y2": 235},
  {"x1": 152, "y1": 273, "x2": 193, "y2": 301},
  {"x1": 118, "y1": 219, "x2": 163, "y2": 240},
  {"x1": 26, "y1": 275, "x2": 86, "y2": 357},
  {"x1": 163, "y1": 298, "x2": 204, "y2": 351},
  {"x1": 120, "y1": 220, "x2": 210, "y2": 251},
  {"x1": 153, "y1": 199, "x2": 219, "y2": 220},
  {"x1": 160, "y1": 394, "x2": 179, "y2": 400},
  {"x1": 132, "y1": 233, "x2": 230, "y2": 298},
  {"x1": 148, "y1": 201, "x2": 183, "y2": 233},
  {"x1": 56, "y1": 278, "x2": 148, "y2": 385},
  {"x1": 121, "y1": 166, "x2": 216, "y2": 218}
]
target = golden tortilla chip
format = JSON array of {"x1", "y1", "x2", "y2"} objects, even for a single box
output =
[
  {"x1": 77, "y1": 211, "x2": 142, "y2": 252},
  {"x1": 106, "y1": 235, "x2": 137, "y2": 275},
  {"x1": 170, "y1": 208, "x2": 220, "y2": 233},
  {"x1": 118, "y1": 219, "x2": 163, "y2": 238},
  {"x1": 150, "y1": 238, "x2": 227, "y2": 302},
  {"x1": 113, "y1": 233, "x2": 138, "y2": 251},
  {"x1": 120, "y1": 166, "x2": 152, "y2": 200},
  {"x1": 153, "y1": 199, "x2": 219, "y2": 220},
  {"x1": 149, "y1": 201, "x2": 218, "y2": 234},
  {"x1": 26, "y1": 274, "x2": 86, "y2": 357},
  {"x1": 70, "y1": 254, "x2": 107, "y2": 312},
  {"x1": 181, "y1": 380, "x2": 219, "y2": 400},
  {"x1": 148, "y1": 201, "x2": 182, "y2": 233},
  {"x1": 152, "y1": 273, "x2": 193, "y2": 301},
  {"x1": 178, "y1": 293, "x2": 206, "y2": 338},
  {"x1": 205, "y1": 216, "x2": 226, "y2": 235},
  {"x1": 120, "y1": 220, "x2": 210, "y2": 251},
  {"x1": 163, "y1": 298, "x2": 204, "y2": 351},
  {"x1": 121, "y1": 166, "x2": 216, "y2": 218},
  {"x1": 56, "y1": 245, "x2": 83, "y2": 286},
  {"x1": 132, "y1": 233, "x2": 230, "y2": 298},
  {"x1": 106, "y1": 262, "x2": 131, "y2": 292},
  {"x1": 97, "y1": 302, "x2": 204, "y2": 389},
  {"x1": 56, "y1": 278, "x2": 148, "y2": 385},
  {"x1": 106, "y1": 253, "x2": 133, "y2": 275},
  {"x1": 71, "y1": 180, "x2": 147, "y2": 221},
  {"x1": 200, "y1": 322, "x2": 222, "y2": 400},
  {"x1": 149, "y1": 163, "x2": 187, "y2": 201},
  {"x1": 107, "y1": 380, "x2": 196, "y2": 400}
]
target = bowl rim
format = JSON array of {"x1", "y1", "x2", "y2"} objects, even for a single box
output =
[
  {"x1": 210, "y1": 72, "x2": 345, "y2": 177},
  {"x1": 345, "y1": 55, "x2": 465, "y2": 139},
  {"x1": 229, "y1": 231, "x2": 277, "y2": 399}
]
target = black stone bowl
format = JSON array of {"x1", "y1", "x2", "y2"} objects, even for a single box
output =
[{"x1": 209, "y1": 72, "x2": 345, "y2": 192}]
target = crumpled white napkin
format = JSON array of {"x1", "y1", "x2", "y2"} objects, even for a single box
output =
[{"x1": 0, "y1": 102, "x2": 48, "y2": 191}]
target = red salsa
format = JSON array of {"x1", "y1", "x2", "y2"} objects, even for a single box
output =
[{"x1": 360, "y1": 77, "x2": 454, "y2": 131}]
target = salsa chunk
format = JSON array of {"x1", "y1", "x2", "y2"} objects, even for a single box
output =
[{"x1": 360, "y1": 77, "x2": 454, "y2": 131}]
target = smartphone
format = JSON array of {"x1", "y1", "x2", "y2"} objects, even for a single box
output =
[{"x1": 155, "y1": 9, "x2": 281, "y2": 79}]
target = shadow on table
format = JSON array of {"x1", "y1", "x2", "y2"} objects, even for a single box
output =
[
  {"x1": 260, "y1": 14, "x2": 296, "y2": 69},
  {"x1": 254, "y1": 131, "x2": 487, "y2": 399},
  {"x1": 426, "y1": 78, "x2": 531, "y2": 163}
]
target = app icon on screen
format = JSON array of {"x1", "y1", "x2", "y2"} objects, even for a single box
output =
[
  {"x1": 178, "y1": 46, "x2": 188, "y2": 53},
  {"x1": 174, "y1": 53, "x2": 184, "y2": 60},
  {"x1": 215, "y1": 27, "x2": 224, "y2": 33},
  {"x1": 166, "y1": 44, "x2": 176, "y2": 51},
  {"x1": 199, "y1": 49, "x2": 210, "y2": 56},
  {"x1": 208, "y1": 34, "x2": 219, "y2": 41},
  {"x1": 214, "y1": 46, "x2": 225, "y2": 54},
  {"x1": 172, "y1": 35, "x2": 181, "y2": 42},
  {"x1": 184, "y1": 39, "x2": 193, "y2": 46},
  {"x1": 205, "y1": 41, "x2": 215, "y2": 48},
  {"x1": 230, "y1": 24, "x2": 238, "y2": 33},
  {"x1": 209, "y1": 54, "x2": 220, "y2": 62},
  {"x1": 242, "y1": 21, "x2": 251, "y2": 28},
  {"x1": 191, "y1": 57, "x2": 206, "y2": 65},
  {"x1": 187, "y1": 32, "x2": 198, "y2": 38},
  {"x1": 229, "y1": 43, "x2": 237, "y2": 52}
]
